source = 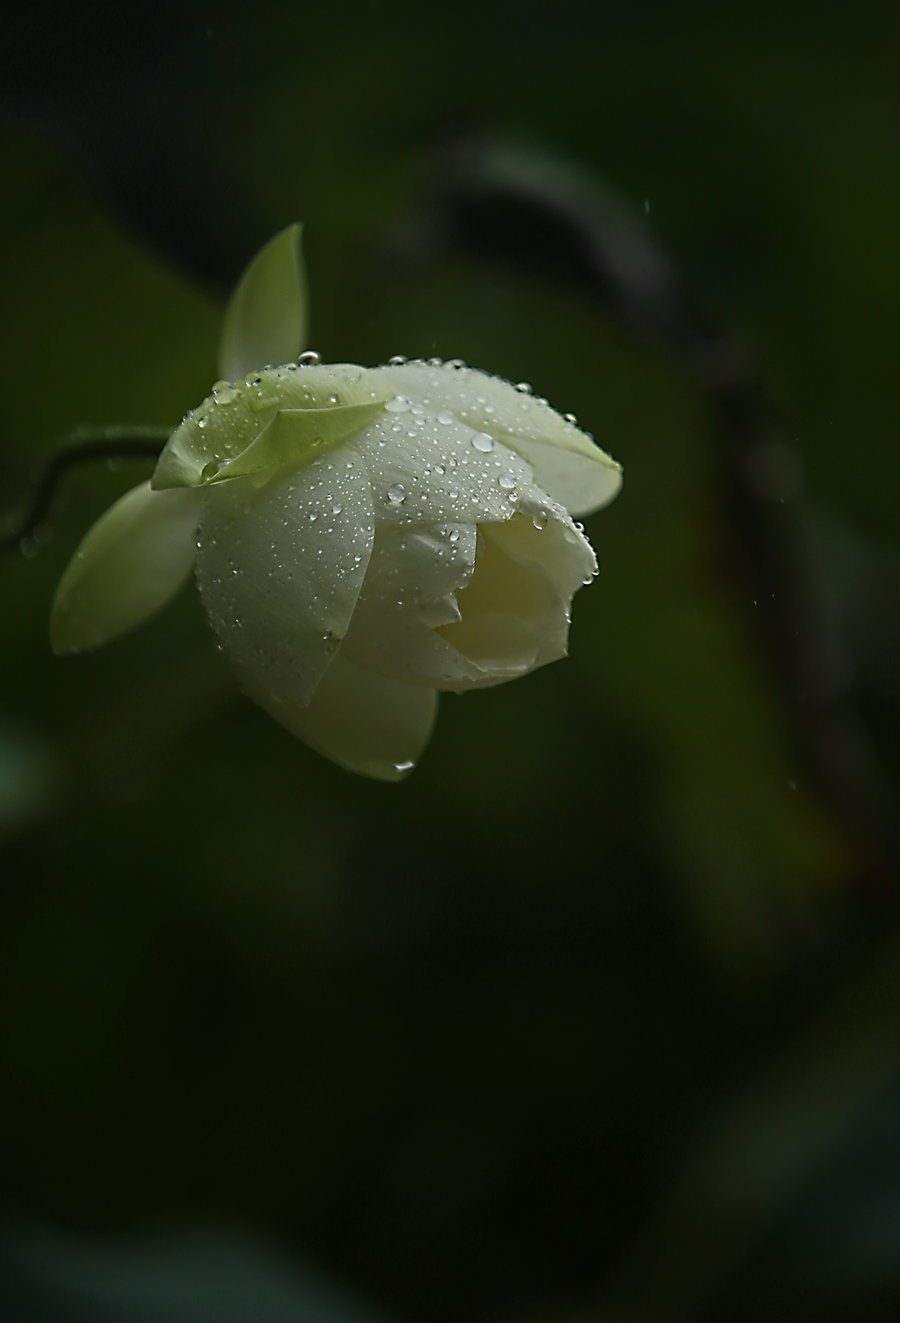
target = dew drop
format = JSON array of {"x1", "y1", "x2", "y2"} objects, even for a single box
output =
[
  {"x1": 387, "y1": 355, "x2": 407, "y2": 366},
  {"x1": 331, "y1": 501, "x2": 343, "y2": 514},
  {"x1": 563, "y1": 412, "x2": 578, "y2": 425},
  {"x1": 497, "y1": 474, "x2": 517, "y2": 490},
  {"x1": 471, "y1": 432, "x2": 494, "y2": 452},
  {"x1": 532, "y1": 511, "x2": 548, "y2": 530},
  {"x1": 393, "y1": 760, "x2": 415, "y2": 773},
  {"x1": 387, "y1": 483, "x2": 407, "y2": 505},
  {"x1": 385, "y1": 395, "x2": 411, "y2": 414},
  {"x1": 515, "y1": 381, "x2": 532, "y2": 393},
  {"x1": 298, "y1": 350, "x2": 322, "y2": 367},
  {"x1": 436, "y1": 411, "x2": 455, "y2": 425}
]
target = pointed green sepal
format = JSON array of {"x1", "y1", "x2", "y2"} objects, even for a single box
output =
[
  {"x1": 208, "y1": 401, "x2": 390, "y2": 484},
  {"x1": 219, "y1": 223, "x2": 308, "y2": 382},
  {"x1": 50, "y1": 481, "x2": 202, "y2": 653},
  {"x1": 152, "y1": 365, "x2": 392, "y2": 491}
]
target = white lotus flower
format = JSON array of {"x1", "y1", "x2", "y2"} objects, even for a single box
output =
[{"x1": 51, "y1": 226, "x2": 622, "y2": 780}]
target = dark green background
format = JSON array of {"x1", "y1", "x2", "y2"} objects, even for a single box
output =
[{"x1": 1, "y1": 2, "x2": 899, "y2": 1320}]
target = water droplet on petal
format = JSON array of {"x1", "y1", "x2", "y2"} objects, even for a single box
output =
[
  {"x1": 387, "y1": 355, "x2": 408, "y2": 366},
  {"x1": 385, "y1": 395, "x2": 411, "y2": 414},
  {"x1": 497, "y1": 474, "x2": 517, "y2": 490},
  {"x1": 515, "y1": 381, "x2": 532, "y2": 393},
  {"x1": 387, "y1": 483, "x2": 407, "y2": 505},
  {"x1": 471, "y1": 432, "x2": 494, "y2": 452},
  {"x1": 436, "y1": 411, "x2": 455, "y2": 425},
  {"x1": 298, "y1": 350, "x2": 322, "y2": 367}
]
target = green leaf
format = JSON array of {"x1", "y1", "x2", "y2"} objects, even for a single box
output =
[
  {"x1": 218, "y1": 224, "x2": 307, "y2": 382},
  {"x1": 50, "y1": 481, "x2": 202, "y2": 654}
]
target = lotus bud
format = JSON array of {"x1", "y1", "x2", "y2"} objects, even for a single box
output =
[{"x1": 51, "y1": 226, "x2": 622, "y2": 780}]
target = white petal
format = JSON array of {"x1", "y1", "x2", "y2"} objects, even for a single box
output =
[
  {"x1": 348, "y1": 410, "x2": 534, "y2": 526},
  {"x1": 238, "y1": 654, "x2": 438, "y2": 782},
  {"x1": 370, "y1": 361, "x2": 622, "y2": 516},
  {"x1": 439, "y1": 513, "x2": 578, "y2": 679},
  {"x1": 340, "y1": 522, "x2": 490, "y2": 688},
  {"x1": 195, "y1": 458, "x2": 374, "y2": 708},
  {"x1": 51, "y1": 481, "x2": 201, "y2": 654},
  {"x1": 490, "y1": 489, "x2": 598, "y2": 601}
]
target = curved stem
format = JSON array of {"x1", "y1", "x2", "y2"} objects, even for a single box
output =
[{"x1": 1, "y1": 425, "x2": 171, "y2": 551}]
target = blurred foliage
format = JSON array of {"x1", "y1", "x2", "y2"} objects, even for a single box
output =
[{"x1": 1, "y1": 2, "x2": 899, "y2": 1321}]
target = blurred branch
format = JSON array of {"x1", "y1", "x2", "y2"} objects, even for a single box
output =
[
  {"x1": 1, "y1": 426, "x2": 169, "y2": 552},
  {"x1": 415, "y1": 135, "x2": 898, "y2": 887}
]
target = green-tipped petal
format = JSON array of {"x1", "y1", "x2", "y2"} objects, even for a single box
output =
[
  {"x1": 239, "y1": 655, "x2": 438, "y2": 781},
  {"x1": 370, "y1": 361, "x2": 622, "y2": 516},
  {"x1": 219, "y1": 223, "x2": 308, "y2": 382},
  {"x1": 209, "y1": 401, "x2": 388, "y2": 484},
  {"x1": 50, "y1": 481, "x2": 201, "y2": 654}
]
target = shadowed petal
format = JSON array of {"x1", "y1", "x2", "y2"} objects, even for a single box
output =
[
  {"x1": 239, "y1": 654, "x2": 438, "y2": 781},
  {"x1": 196, "y1": 460, "x2": 374, "y2": 708}
]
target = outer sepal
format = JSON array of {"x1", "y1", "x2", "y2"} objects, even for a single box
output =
[
  {"x1": 50, "y1": 481, "x2": 202, "y2": 654},
  {"x1": 219, "y1": 223, "x2": 308, "y2": 382},
  {"x1": 208, "y1": 402, "x2": 389, "y2": 484},
  {"x1": 152, "y1": 365, "x2": 392, "y2": 491}
]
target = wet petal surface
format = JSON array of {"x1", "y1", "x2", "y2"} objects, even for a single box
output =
[{"x1": 196, "y1": 459, "x2": 374, "y2": 708}]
